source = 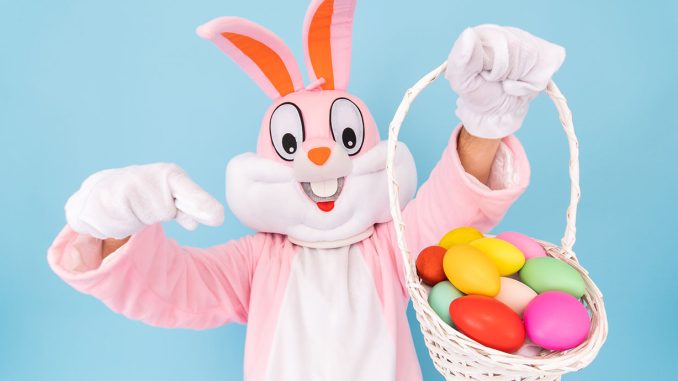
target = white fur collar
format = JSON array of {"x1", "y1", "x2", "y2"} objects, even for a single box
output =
[{"x1": 287, "y1": 226, "x2": 375, "y2": 249}]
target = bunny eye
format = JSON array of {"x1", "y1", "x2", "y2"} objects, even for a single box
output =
[
  {"x1": 330, "y1": 98, "x2": 364, "y2": 156},
  {"x1": 270, "y1": 102, "x2": 305, "y2": 161}
]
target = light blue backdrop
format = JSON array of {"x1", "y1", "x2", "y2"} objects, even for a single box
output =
[{"x1": 1, "y1": 0, "x2": 675, "y2": 380}]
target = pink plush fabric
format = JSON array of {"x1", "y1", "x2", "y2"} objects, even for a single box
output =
[
  {"x1": 302, "y1": 0, "x2": 357, "y2": 90},
  {"x1": 48, "y1": 126, "x2": 530, "y2": 380},
  {"x1": 196, "y1": 17, "x2": 305, "y2": 99}
]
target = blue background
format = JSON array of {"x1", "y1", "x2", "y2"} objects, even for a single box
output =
[{"x1": 1, "y1": 0, "x2": 675, "y2": 380}]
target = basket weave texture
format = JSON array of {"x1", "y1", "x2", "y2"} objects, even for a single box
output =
[{"x1": 385, "y1": 62, "x2": 608, "y2": 381}]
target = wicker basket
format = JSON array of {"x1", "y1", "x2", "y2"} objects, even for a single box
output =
[{"x1": 385, "y1": 61, "x2": 608, "y2": 380}]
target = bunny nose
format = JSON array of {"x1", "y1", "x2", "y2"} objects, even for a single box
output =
[{"x1": 307, "y1": 147, "x2": 331, "y2": 166}]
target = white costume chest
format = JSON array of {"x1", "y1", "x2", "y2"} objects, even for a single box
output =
[{"x1": 265, "y1": 244, "x2": 396, "y2": 380}]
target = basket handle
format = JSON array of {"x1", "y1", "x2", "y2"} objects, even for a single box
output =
[{"x1": 386, "y1": 61, "x2": 581, "y2": 285}]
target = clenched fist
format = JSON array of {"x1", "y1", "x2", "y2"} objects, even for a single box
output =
[{"x1": 446, "y1": 25, "x2": 566, "y2": 139}]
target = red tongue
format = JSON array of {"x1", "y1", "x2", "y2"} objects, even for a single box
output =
[{"x1": 316, "y1": 201, "x2": 335, "y2": 212}]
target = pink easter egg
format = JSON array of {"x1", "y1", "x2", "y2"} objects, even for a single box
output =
[
  {"x1": 496, "y1": 232, "x2": 546, "y2": 260},
  {"x1": 524, "y1": 291, "x2": 590, "y2": 351},
  {"x1": 495, "y1": 277, "x2": 537, "y2": 316}
]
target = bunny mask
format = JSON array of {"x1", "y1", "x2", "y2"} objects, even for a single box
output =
[{"x1": 198, "y1": 0, "x2": 417, "y2": 244}]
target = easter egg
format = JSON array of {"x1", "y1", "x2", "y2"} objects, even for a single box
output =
[
  {"x1": 515, "y1": 338, "x2": 543, "y2": 357},
  {"x1": 495, "y1": 277, "x2": 537, "y2": 316},
  {"x1": 524, "y1": 291, "x2": 591, "y2": 351},
  {"x1": 520, "y1": 257, "x2": 586, "y2": 298},
  {"x1": 427, "y1": 281, "x2": 464, "y2": 326},
  {"x1": 443, "y1": 245, "x2": 500, "y2": 296},
  {"x1": 450, "y1": 295, "x2": 526, "y2": 353},
  {"x1": 438, "y1": 227, "x2": 484, "y2": 249},
  {"x1": 469, "y1": 237, "x2": 525, "y2": 276},
  {"x1": 416, "y1": 246, "x2": 447, "y2": 286},
  {"x1": 496, "y1": 232, "x2": 546, "y2": 260}
]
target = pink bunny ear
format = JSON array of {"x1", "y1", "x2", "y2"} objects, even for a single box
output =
[
  {"x1": 303, "y1": 0, "x2": 357, "y2": 91},
  {"x1": 197, "y1": 17, "x2": 304, "y2": 99}
]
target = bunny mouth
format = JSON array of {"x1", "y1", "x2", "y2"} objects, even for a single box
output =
[{"x1": 300, "y1": 177, "x2": 345, "y2": 212}]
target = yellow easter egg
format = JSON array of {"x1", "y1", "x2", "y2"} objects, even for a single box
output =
[
  {"x1": 470, "y1": 238, "x2": 526, "y2": 276},
  {"x1": 443, "y1": 244, "x2": 500, "y2": 296},
  {"x1": 438, "y1": 227, "x2": 484, "y2": 249}
]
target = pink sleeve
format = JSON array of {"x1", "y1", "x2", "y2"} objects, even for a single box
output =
[
  {"x1": 401, "y1": 125, "x2": 531, "y2": 255},
  {"x1": 47, "y1": 224, "x2": 267, "y2": 330},
  {"x1": 372, "y1": 125, "x2": 530, "y2": 291}
]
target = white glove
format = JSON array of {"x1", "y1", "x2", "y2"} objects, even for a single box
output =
[
  {"x1": 446, "y1": 25, "x2": 566, "y2": 139},
  {"x1": 65, "y1": 163, "x2": 224, "y2": 239}
]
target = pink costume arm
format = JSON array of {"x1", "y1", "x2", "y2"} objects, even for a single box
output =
[
  {"x1": 401, "y1": 125, "x2": 530, "y2": 253},
  {"x1": 47, "y1": 223, "x2": 266, "y2": 329},
  {"x1": 374, "y1": 125, "x2": 530, "y2": 288}
]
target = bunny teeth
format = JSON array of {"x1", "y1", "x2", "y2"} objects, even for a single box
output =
[
  {"x1": 309, "y1": 179, "x2": 339, "y2": 198},
  {"x1": 300, "y1": 177, "x2": 345, "y2": 203}
]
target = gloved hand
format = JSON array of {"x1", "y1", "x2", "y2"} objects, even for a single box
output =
[
  {"x1": 65, "y1": 163, "x2": 224, "y2": 239},
  {"x1": 446, "y1": 25, "x2": 566, "y2": 139}
]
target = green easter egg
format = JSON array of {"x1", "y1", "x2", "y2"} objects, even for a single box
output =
[
  {"x1": 428, "y1": 281, "x2": 464, "y2": 326},
  {"x1": 519, "y1": 257, "x2": 586, "y2": 297}
]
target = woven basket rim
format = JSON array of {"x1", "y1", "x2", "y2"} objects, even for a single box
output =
[{"x1": 385, "y1": 61, "x2": 608, "y2": 380}]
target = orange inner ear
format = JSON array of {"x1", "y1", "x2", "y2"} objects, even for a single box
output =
[
  {"x1": 222, "y1": 32, "x2": 296, "y2": 97},
  {"x1": 308, "y1": 0, "x2": 335, "y2": 90}
]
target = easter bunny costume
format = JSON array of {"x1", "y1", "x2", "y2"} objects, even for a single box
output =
[{"x1": 48, "y1": 1, "x2": 564, "y2": 380}]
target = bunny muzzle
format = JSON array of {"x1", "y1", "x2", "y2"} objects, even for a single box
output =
[
  {"x1": 294, "y1": 140, "x2": 352, "y2": 212},
  {"x1": 225, "y1": 140, "x2": 417, "y2": 244}
]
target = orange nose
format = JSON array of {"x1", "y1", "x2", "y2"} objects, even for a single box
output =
[{"x1": 307, "y1": 147, "x2": 331, "y2": 165}]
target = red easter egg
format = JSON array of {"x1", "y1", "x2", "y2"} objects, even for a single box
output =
[
  {"x1": 416, "y1": 246, "x2": 447, "y2": 285},
  {"x1": 450, "y1": 295, "x2": 526, "y2": 353}
]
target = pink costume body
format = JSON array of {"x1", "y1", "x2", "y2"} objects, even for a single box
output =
[{"x1": 48, "y1": 127, "x2": 530, "y2": 380}]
